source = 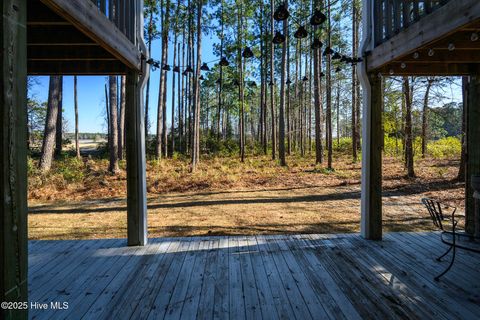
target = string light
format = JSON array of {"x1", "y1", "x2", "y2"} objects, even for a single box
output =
[
  {"x1": 273, "y1": 31, "x2": 286, "y2": 44},
  {"x1": 413, "y1": 52, "x2": 419, "y2": 59},
  {"x1": 389, "y1": 69, "x2": 394, "y2": 75},
  {"x1": 162, "y1": 64, "x2": 171, "y2": 71},
  {"x1": 173, "y1": 66, "x2": 180, "y2": 72},
  {"x1": 219, "y1": 57, "x2": 229, "y2": 67},
  {"x1": 310, "y1": 10, "x2": 327, "y2": 26},
  {"x1": 294, "y1": 26, "x2": 308, "y2": 39},
  {"x1": 448, "y1": 43, "x2": 455, "y2": 51},
  {"x1": 200, "y1": 63, "x2": 210, "y2": 71},
  {"x1": 471, "y1": 32, "x2": 479, "y2": 42},
  {"x1": 400, "y1": 62, "x2": 406, "y2": 69},
  {"x1": 274, "y1": 3, "x2": 290, "y2": 21},
  {"x1": 311, "y1": 38, "x2": 323, "y2": 49},
  {"x1": 242, "y1": 47, "x2": 254, "y2": 58},
  {"x1": 428, "y1": 49, "x2": 435, "y2": 56}
]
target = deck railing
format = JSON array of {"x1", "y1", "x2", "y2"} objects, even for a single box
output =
[
  {"x1": 374, "y1": 0, "x2": 452, "y2": 46},
  {"x1": 90, "y1": 0, "x2": 137, "y2": 43}
]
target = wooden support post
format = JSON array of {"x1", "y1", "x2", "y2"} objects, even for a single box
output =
[
  {"x1": 1, "y1": 0, "x2": 29, "y2": 318},
  {"x1": 126, "y1": 69, "x2": 148, "y2": 246},
  {"x1": 466, "y1": 73, "x2": 480, "y2": 235},
  {"x1": 360, "y1": 73, "x2": 383, "y2": 240}
]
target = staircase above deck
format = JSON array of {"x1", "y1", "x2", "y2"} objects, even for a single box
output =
[
  {"x1": 28, "y1": 0, "x2": 143, "y2": 75},
  {"x1": 366, "y1": 0, "x2": 480, "y2": 75}
]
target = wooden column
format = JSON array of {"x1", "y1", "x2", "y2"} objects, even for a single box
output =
[
  {"x1": 466, "y1": 73, "x2": 480, "y2": 235},
  {"x1": 360, "y1": 73, "x2": 383, "y2": 240},
  {"x1": 125, "y1": 69, "x2": 148, "y2": 246},
  {"x1": 1, "y1": 0, "x2": 29, "y2": 318}
]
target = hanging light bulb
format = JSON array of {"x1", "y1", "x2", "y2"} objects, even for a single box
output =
[
  {"x1": 335, "y1": 67, "x2": 342, "y2": 73},
  {"x1": 428, "y1": 49, "x2": 435, "y2": 57},
  {"x1": 311, "y1": 38, "x2": 323, "y2": 49},
  {"x1": 400, "y1": 62, "x2": 406, "y2": 69},
  {"x1": 200, "y1": 63, "x2": 210, "y2": 71},
  {"x1": 320, "y1": 72, "x2": 325, "y2": 77},
  {"x1": 310, "y1": 9, "x2": 327, "y2": 26},
  {"x1": 219, "y1": 57, "x2": 229, "y2": 67},
  {"x1": 448, "y1": 43, "x2": 455, "y2": 51},
  {"x1": 389, "y1": 69, "x2": 394, "y2": 75},
  {"x1": 173, "y1": 66, "x2": 180, "y2": 73},
  {"x1": 199, "y1": 75, "x2": 205, "y2": 81},
  {"x1": 242, "y1": 47, "x2": 254, "y2": 58},
  {"x1": 250, "y1": 81, "x2": 257, "y2": 87},
  {"x1": 471, "y1": 32, "x2": 479, "y2": 42},
  {"x1": 413, "y1": 52, "x2": 420, "y2": 59},
  {"x1": 332, "y1": 52, "x2": 341, "y2": 60},
  {"x1": 294, "y1": 26, "x2": 308, "y2": 39},
  {"x1": 185, "y1": 65, "x2": 194, "y2": 73},
  {"x1": 286, "y1": 78, "x2": 292, "y2": 85},
  {"x1": 162, "y1": 64, "x2": 171, "y2": 71},
  {"x1": 302, "y1": 76, "x2": 309, "y2": 82},
  {"x1": 323, "y1": 46, "x2": 334, "y2": 56},
  {"x1": 153, "y1": 61, "x2": 160, "y2": 69},
  {"x1": 273, "y1": 3, "x2": 290, "y2": 21},
  {"x1": 272, "y1": 31, "x2": 286, "y2": 44}
]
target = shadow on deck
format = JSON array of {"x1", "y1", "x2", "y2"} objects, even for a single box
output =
[{"x1": 28, "y1": 232, "x2": 480, "y2": 319}]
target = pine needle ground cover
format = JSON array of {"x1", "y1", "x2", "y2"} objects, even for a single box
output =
[{"x1": 28, "y1": 155, "x2": 464, "y2": 240}]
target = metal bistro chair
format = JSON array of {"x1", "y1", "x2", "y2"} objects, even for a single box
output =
[{"x1": 422, "y1": 198, "x2": 480, "y2": 281}]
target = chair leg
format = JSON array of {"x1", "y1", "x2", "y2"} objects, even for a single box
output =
[
  {"x1": 436, "y1": 244, "x2": 452, "y2": 261},
  {"x1": 434, "y1": 245, "x2": 456, "y2": 281}
]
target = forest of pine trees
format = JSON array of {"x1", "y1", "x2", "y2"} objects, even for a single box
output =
[{"x1": 30, "y1": 0, "x2": 465, "y2": 180}]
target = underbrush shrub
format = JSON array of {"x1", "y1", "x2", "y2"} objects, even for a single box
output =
[
  {"x1": 427, "y1": 137, "x2": 461, "y2": 159},
  {"x1": 56, "y1": 156, "x2": 85, "y2": 182},
  {"x1": 333, "y1": 137, "x2": 353, "y2": 154}
]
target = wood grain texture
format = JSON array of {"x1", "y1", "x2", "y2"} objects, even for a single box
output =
[
  {"x1": 28, "y1": 233, "x2": 480, "y2": 319},
  {"x1": 1, "y1": 1, "x2": 28, "y2": 319}
]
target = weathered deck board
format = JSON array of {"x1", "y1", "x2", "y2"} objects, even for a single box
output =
[{"x1": 28, "y1": 232, "x2": 480, "y2": 320}]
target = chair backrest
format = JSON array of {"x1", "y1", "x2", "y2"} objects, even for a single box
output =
[{"x1": 422, "y1": 198, "x2": 445, "y2": 230}]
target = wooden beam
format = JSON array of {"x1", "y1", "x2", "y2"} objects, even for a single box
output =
[
  {"x1": 378, "y1": 63, "x2": 475, "y2": 76},
  {"x1": 360, "y1": 73, "x2": 383, "y2": 240},
  {"x1": 39, "y1": 0, "x2": 141, "y2": 71},
  {"x1": 367, "y1": 0, "x2": 480, "y2": 71},
  {"x1": 1, "y1": 0, "x2": 29, "y2": 318},
  {"x1": 126, "y1": 69, "x2": 147, "y2": 246},
  {"x1": 27, "y1": 60, "x2": 127, "y2": 75},
  {"x1": 466, "y1": 72, "x2": 480, "y2": 234},
  {"x1": 400, "y1": 49, "x2": 480, "y2": 64},
  {"x1": 27, "y1": 45, "x2": 116, "y2": 61}
]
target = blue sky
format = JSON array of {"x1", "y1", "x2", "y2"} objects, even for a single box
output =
[{"x1": 28, "y1": 33, "x2": 220, "y2": 134}]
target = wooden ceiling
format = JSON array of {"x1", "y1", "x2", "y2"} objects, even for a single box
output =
[
  {"x1": 367, "y1": 0, "x2": 480, "y2": 76},
  {"x1": 27, "y1": 0, "x2": 140, "y2": 75}
]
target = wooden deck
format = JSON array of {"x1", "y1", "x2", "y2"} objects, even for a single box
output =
[{"x1": 28, "y1": 232, "x2": 480, "y2": 319}]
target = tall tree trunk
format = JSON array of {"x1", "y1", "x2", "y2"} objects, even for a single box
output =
[
  {"x1": 74, "y1": 76, "x2": 80, "y2": 159},
  {"x1": 109, "y1": 76, "x2": 119, "y2": 173},
  {"x1": 180, "y1": 30, "x2": 186, "y2": 152},
  {"x1": 39, "y1": 76, "x2": 61, "y2": 172},
  {"x1": 237, "y1": 0, "x2": 245, "y2": 162},
  {"x1": 145, "y1": 8, "x2": 154, "y2": 139},
  {"x1": 118, "y1": 75, "x2": 126, "y2": 160},
  {"x1": 336, "y1": 81, "x2": 340, "y2": 145},
  {"x1": 171, "y1": 32, "x2": 178, "y2": 157},
  {"x1": 421, "y1": 78, "x2": 433, "y2": 158},
  {"x1": 286, "y1": 34, "x2": 291, "y2": 155},
  {"x1": 54, "y1": 76, "x2": 63, "y2": 158},
  {"x1": 351, "y1": 0, "x2": 359, "y2": 161},
  {"x1": 313, "y1": 24, "x2": 323, "y2": 164},
  {"x1": 191, "y1": 0, "x2": 203, "y2": 171},
  {"x1": 269, "y1": 0, "x2": 276, "y2": 160},
  {"x1": 458, "y1": 76, "x2": 468, "y2": 182},
  {"x1": 156, "y1": 0, "x2": 171, "y2": 159},
  {"x1": 403, "y1": 76, "x2": 415, "y2": 178},
  {"x1": 326, "y1": 0, "x2": 333, "y2": 169},
  {"x1": 278, "y1": 3, "x2": 287, "y2": 166}
]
